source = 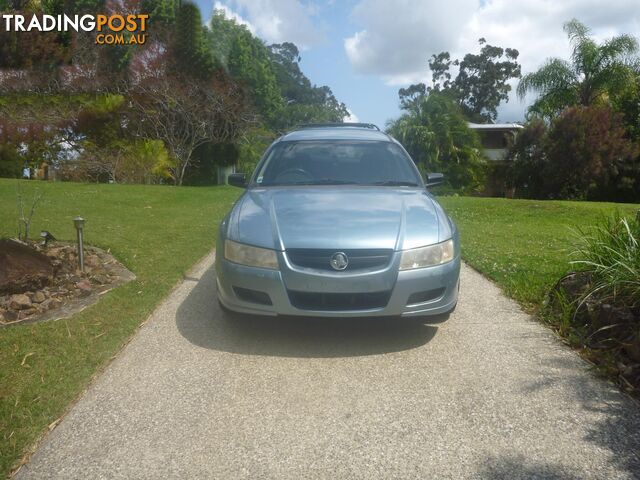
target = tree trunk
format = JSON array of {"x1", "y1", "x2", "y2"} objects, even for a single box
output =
[{"x1": 177, "y1": 151, "x2": 192, "y2": 186}]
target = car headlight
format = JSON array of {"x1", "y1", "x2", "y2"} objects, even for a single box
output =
[
  {"x1": 399, "y1": 239, "x2": 455, "y2": 270},
  {"x1": 224, "y1": 239, "x2": 279, "y2": 270}
]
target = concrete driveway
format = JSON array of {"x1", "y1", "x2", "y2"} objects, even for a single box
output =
[{"x1": 16, "y1": 252, "x2": 640, "y2": 479}]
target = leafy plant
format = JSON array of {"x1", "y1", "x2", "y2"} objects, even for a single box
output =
[{"x1": 571, "y1": 213, "x2": 640, "y2": 311}]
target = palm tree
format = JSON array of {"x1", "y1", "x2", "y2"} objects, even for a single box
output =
[
  {"x1": 517, "y1": 19, "x2": 638, "y2": 118},
  {"x1": 386, "y1": 93, "x2": 486, "y2": 190}
]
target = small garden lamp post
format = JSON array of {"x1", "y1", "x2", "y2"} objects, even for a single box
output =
[{"x1": 73, "y1": 216, "x2": 86, "y2": 273}]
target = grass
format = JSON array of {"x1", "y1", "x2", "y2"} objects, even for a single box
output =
[
  {"x1": 0, "y1": 179, "x2": 241, "y2": 477},
  {"x1": 437, "y1": 196, "x2": 640, "y2": 311}
]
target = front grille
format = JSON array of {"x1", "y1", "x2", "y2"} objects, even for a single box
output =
[
  {"x1": 286, "y1": 248, "x2": 392, "y2": 272},
  {"x1": 288, "y1": 290, "x2": 391, "y2": 311}
]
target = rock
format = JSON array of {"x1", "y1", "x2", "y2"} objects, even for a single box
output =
[
  {"x1": 9, "y1": 293, "x2": 31, "y2": 310},
  {"x1": 76, "y1": 280, "x2": 93, "y2": 297},
  {"x1": 92, "y1": 274, "x2": 108, "y2": 285},
  {"x1": 30, "y1": 291, "x2": 47, "y2": 303},
  {"x1": 624, "y1": 334, "x2": 640, "y2": 363},
  {"x1": 559, "y1": 272, "x2": 590, "y2": 301},
  {"x1": 85, "y1": 256, "x2": 101, "y2": 268},
  {"x1": 41, "y1": 297, "x2": 62, "y2": 311},
  {"x1": 45, "y1": 247, "x2": 64, "y2": 258},
  {"x1": 0, "y1": 309, "x2": 18, "y2": 322}
]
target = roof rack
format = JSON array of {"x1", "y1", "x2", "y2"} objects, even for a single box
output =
[{"x1": 296, "y1": 122, "x2": 381, "y2": 131}]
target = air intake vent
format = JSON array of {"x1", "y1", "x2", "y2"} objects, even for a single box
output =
[
  {"x1": 288, "y1": 290, "x2": 391, "y2": 311},
  {"x1": 233, "y1": 287, "x2": 273, "y2": 306}
]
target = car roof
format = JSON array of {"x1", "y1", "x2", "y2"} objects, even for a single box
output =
[{"x1": 279, "y1": 125, "x2": 394, "y2": 143}]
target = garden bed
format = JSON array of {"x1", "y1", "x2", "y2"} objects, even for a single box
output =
[{"x1": 0, "y1": 239, "x2": 135, "y2": 327}]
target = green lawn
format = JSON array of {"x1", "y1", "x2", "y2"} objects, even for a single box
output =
[
  {"x1": 438, "y1": 196, "x2": 640, "y2": 310},
  {"x1": 0, "y1": 179, "x2": 241, "y2": 477}
]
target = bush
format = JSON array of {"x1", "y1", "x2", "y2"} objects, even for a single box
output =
[
  {"x1": 506, "y1": 118, "x2": 548, "y2": 198},
  {"x1": 546, "y1": 106, "x2": 639, "y2": 200},
  {"x1": 508, "y1": 106, "x2": 640, "y2": 202},
  {"x1": 0, "y1": 144, "x2": 21, "y2": 178},
  {"x1": 572, "y1": 213, "x2": 640, "y2": 312},
  {"x1": 547, "y1": 213, "x2": 640, "y2": 395}
]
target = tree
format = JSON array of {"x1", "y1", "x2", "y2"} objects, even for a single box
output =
[
  {"x1": 268, "y1": 42, "x2": 348, "y2": 129},
  {"x1": 399, "y1": 39, "x2": 521, "y2": 122},
  {"x1": 506, "y1": 119, "x2": 549, "y2": 198},
  {"x1": 128, "y1": 72, "x2": 251, "y2": 185},
  {"x1": 208, "y1": 12, "x2": 284, "y2": 124},
  {"x1": 387, "y1": 93, "x2": 486, "y2": 191},
  {"x1": 0, "y1": 144, "x2": 21, "y2": 178},
  {"x1": 508, "y1": 106, "x2": 639, "y2": 201},
  {"x1": 173, "y1": 2, "x2": 216, "y2": 80},
  {"x1": 398, "y1": 83, "x2": 426, "y2": 111},
  {"x1": 517, "y1": 19, "x2": 639, "y2": 119},
  {"x1": 544, "y1": 105, "x2": 639, "y2": 200},
  {"x1": 612, "y1": 67, "x2": 640, "y2": 141}
]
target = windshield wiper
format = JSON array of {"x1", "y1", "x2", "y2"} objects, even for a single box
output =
[{"x1": 371, "y1": 180, "x2": 420, "y2": 187}]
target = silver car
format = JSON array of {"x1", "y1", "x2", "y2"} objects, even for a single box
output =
[{"x1": 216, "y1": 123, "x2": 460, "y2": 318}]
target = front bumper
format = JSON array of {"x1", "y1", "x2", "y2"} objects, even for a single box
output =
[{"x1": 215, "y1": 248, "x2": 460, "y2": 318}]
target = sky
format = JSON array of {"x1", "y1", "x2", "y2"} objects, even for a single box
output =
[{"x1": 193, "y1": 0, "x2": 640, "y2": 129}]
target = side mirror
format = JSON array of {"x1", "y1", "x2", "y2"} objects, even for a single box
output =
[
  {"x1": 425, "y1": 173, "x2": 444, "y2": 187},
  {"x1": 227, "y1": 173, "x2": 247, "y2": 188}
]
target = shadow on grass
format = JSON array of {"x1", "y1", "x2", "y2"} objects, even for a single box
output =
[{"x1": 176, "y1": 266, "x2": 437, "y2": 358}]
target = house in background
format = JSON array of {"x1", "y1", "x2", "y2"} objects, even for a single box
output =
[
  {"x1": 468, "y1": 122, "x2": 523, "y2": 161},
  {"x1": 217, "y1": 164, "x2": 236, "y2": 185},
  {"x1": 468, "y1": 122, "x2": 523, "y2": 197}
]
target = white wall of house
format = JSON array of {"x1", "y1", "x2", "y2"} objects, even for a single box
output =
[{"x1": 468, "y1": 123, "x2": 523, "y2": 162}]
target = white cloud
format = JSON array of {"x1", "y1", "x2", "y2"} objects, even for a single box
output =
[
  {"x1": 344, "y1": 0, "x2": 640, "y2": 120},
  {"x1": 215, "y1": 0, "x2": 323, "y2": 48},
  {"x1": 344, "y1": 109, "x2": 359, "y2": 123},
  {"x1": 344, "y1": 0, "x2": 477, "y2": 83}
]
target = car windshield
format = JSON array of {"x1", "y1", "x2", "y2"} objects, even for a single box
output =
[{"x1": 253, "y1": 140, "x2": 422, "y2": 187}]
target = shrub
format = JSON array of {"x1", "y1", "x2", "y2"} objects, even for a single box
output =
[
  {"x1": 506, "y1": 118, "x2": 548, "y2": 198},
  {"x1": 546, "y1": 106, "x2": 639, "y2": 200},
  {"x1": 547, "y1": 213, "x2": 640, "y2": 394},
  {"x1": 508, "y1": 107, "x2": 640, "y2": 202},
  {"x1": 571, "y1": 213, "x2": 640, "y2": 312},
  {"x1": 0, "y1": 144, "x2": 21, "y2": 179}
]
